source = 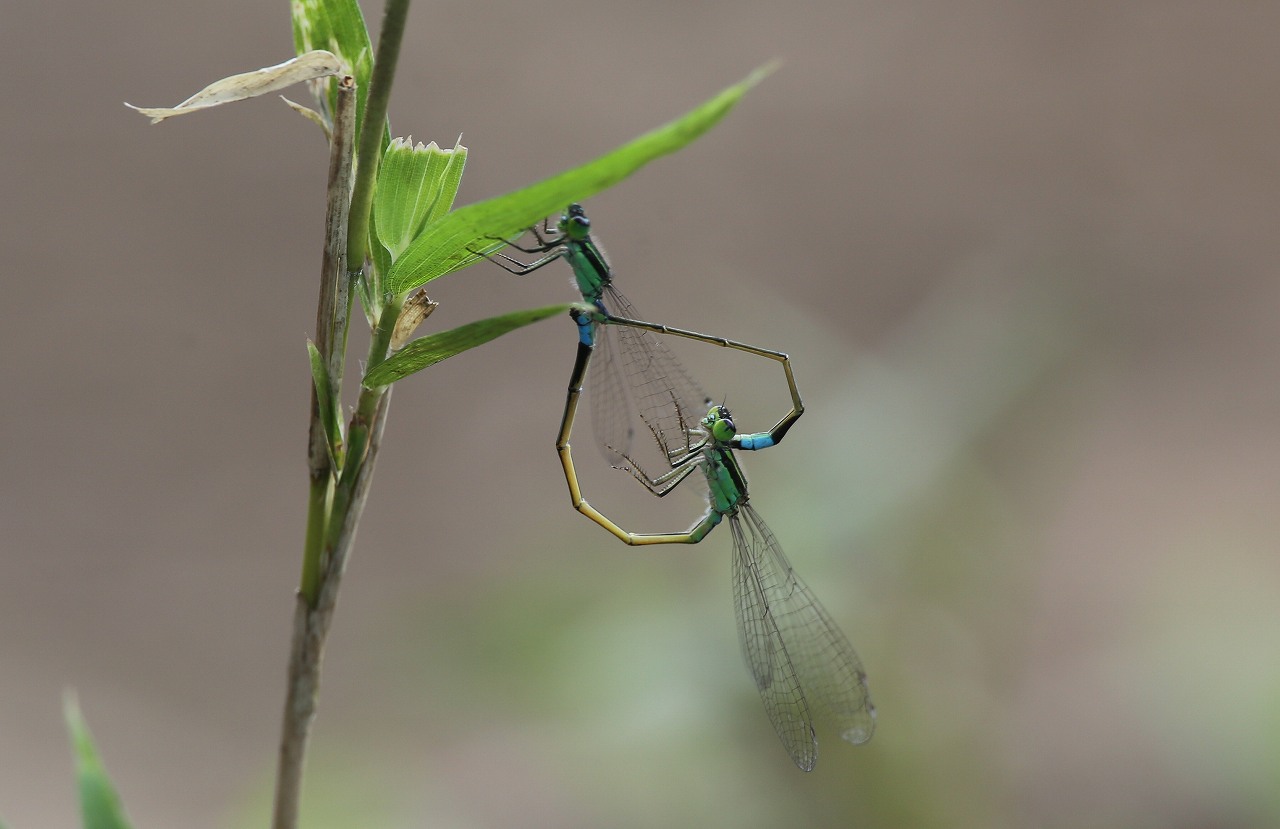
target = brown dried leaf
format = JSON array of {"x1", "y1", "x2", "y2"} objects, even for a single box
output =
[{"x1": 391, "y1": 290, "x2": 440, "y2": 351}]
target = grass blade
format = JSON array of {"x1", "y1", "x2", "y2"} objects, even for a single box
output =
[
  {"x1": 363, "y1": 304, "x2": 572, "y2": 387},
  {"x1": 65, "y1": 693, "x2": 135, "y2": 829},
  {"x1": 385, "y1": 64, "x2": 775, "y2": 296}
]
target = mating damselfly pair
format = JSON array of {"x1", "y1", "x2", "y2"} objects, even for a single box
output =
[{"x1": 488, "y1": 205, "x2": 875, "y2": 771}]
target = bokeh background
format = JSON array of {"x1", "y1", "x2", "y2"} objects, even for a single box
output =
[{"x1": 4, "y1": 1, "x2": 1280, "y2": 827}]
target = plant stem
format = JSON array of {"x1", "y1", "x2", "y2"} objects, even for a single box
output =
[
  {"x1": 324, "y1": 294, "x2": 403, "y2": 551},
  {"x1": 275, "y1": 4, "x2": 411, "y2": 825},
  {"x1": 301, "y1": 75, "x2": 358, "y2": 605},
  {"x1": 273, "y1": 299, "x2": 400, "y2": 829},
  {"x1": 346, "y1": 0, "x2": 412, "y2": 294},
  {"x1": 274, "y1": 76, "x2": 357, "y2": 829},
  {"x1": 272, "y1": 389, "x2": 391, "y2": 829}
]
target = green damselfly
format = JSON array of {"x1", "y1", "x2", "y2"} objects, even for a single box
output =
[
  {"x1": 488, "y1": 205, "x2": 711, "y2": 480},
  {"x1": 557, "y1": 307, "x2": 876, "y2": 771}
]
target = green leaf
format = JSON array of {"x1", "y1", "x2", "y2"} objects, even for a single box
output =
[
  {"x1": 374, "y1": 138, "x2": 468, "y2": 261},
  {"x1": 307, "y1": 339, "x2": 342, "y2": 465},
  {"x1": 363, "y1": 304, "x2": 573, "y2": 387},
  {"x1": 291, "y1": 0, "x2": 376, "y2": 143},
  {"x1": 385, "y1": 64, "x2": 775, "y2": 296},
  {"x1": 65, "y1": 693, "x2": 135, "y2": 829}
]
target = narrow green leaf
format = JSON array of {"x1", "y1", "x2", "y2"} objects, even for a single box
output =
[
  {"x1": 385, "y1": 64, "x2": 775, "y2": 296},
  {"x1": 65, "y1": 693, "x2": 135, "y2": 829},
  {"x1": 374, "y1": 138, "x2": 468, "y2": 260},
  {"x1": 307, "y1": 339, "x2": 342, "y2": 464},
  {"x1": 363, "y1": 304, "x2": 573, "y2": 387}
]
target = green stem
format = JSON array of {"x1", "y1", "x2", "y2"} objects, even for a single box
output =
[
  {"x1": 300, "y1": 76, "x2": 357, "y2": 605},
  {"x1": 325, "y1": 295, "x2": 404, "y2": 549},
  {"x1": 274, "y1": 75, "x2": 361, "y2": 829},
  {"x1": 346, "y1": 0, "x2": 412, "y2": 289},
  {"x1": 299, "y1": 478, "x2": 330, "y2": 604},
  {"x1": 273, "y1": 5, "x2": 410, "y2": 824}
]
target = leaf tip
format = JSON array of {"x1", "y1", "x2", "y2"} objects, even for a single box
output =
[
  {"x1": 122, "y1": 102, "x2": 163, "y2": 125},
  {"x1": 743, "y1": 60, "x2": 782, "y2": 90},
  {"x1": 64, "y1": 688, "x2": 137, "y2": 829},
  {"x1": 63, "y1": 686, "x2": 81, "y2": 723},
  {"x1": 280, "y1": 95, "x2": 331, "y2": 139}
]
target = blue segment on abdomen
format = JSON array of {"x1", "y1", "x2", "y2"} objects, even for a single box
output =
[
  {"x1": 575, "y1": 313, "x2": 595, "y2": 346},
  {"x1": 736, "y1": 433, "x2": 775, "y2": 450}
]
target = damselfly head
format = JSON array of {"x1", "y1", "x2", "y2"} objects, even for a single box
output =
[
  {"x1": 558, "y1": 205, "x2": 591, "y2": 241},
  {"x1": 704, "y1": 404, "x2": 736, "y2": 442}
]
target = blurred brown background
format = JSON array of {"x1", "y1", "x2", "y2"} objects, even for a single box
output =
[{"x1": 4, "y1": 1, "x2": 1280, "y2": 827}]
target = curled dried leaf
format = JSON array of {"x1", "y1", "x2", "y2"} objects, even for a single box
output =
[
  {"x1": 126, "y1": 50, "x2": 345, "y2": 123},
  {"x1": 391, "y1": 290, "x2": 440, "y2": 351}
]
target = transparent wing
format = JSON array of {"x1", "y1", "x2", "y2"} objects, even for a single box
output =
[
  {"x1": 588, "y1": 284, "x2": 711, "y2": 477},
  {"x1": 731, "y1": 504, "x2": 875, "y2": 771},
  {"x1": 588, "y1": 320, "x2": 639, "y2": 465}
]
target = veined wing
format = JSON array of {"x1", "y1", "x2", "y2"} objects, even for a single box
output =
[
  {"x1": 731, "y1": 504, "x2": 875, "y2": 771},
  {"x1": 590, "y1": 283, "x2": 710, "y2": 476}
]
